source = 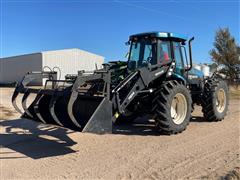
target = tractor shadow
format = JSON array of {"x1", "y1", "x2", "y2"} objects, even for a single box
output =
[
  {"x1": 0, "y1": 115, "x2": 208, "y2": 159},
  {"x1": 113, "y1": 116, "x2": 159, "y2": 136},
  {"x1": 113, "y1": 115, "x2": 208, "y2": 135},
  {"x1": 0, "y1": 118, "x2": 77, "y2": 159}
]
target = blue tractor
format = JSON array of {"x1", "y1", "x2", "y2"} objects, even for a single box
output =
[{"x1": 12, "y1": 32, "x2": 229, "y2": 134}]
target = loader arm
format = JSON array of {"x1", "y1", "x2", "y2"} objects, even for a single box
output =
[{"x1": 112, "y1": 61, "x2": 171, "y2": 116}]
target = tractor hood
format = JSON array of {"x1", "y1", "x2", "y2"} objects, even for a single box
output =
[{"x1": 188, "y1": 68, "x2": 204, "y2": 79}]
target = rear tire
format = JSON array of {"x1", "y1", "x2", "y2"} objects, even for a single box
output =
[
  {"x1": 201, "y1": 78, "x2": 228, "y2": 121},
  {"x1": 152, "y1": 80, "x2": 192, "y2": 134}
]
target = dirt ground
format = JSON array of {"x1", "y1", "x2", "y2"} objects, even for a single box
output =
[{"x1": 0, "y1": 88, "x2": 239, "y2": 180}]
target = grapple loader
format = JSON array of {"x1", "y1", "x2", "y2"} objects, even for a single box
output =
[{"x1": 12, "y1": 32, "x2": 229, "y2": 134}]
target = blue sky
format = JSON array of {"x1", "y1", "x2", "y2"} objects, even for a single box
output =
[{"x1": 1, "y1": 0, "x2": 239, "y2": 63}]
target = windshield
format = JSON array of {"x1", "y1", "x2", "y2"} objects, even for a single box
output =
[{"x1": 128, "y1": 38, "x2": 157, "y2": 69}]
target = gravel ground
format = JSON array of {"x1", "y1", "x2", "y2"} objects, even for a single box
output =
[{"x1": 0, "y1": 88, "x2": 239, "y2": 180}]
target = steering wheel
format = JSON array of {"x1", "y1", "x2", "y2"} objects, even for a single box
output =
[{"x1": 142, "y1": 57, "x2": 152, "y2": 64}]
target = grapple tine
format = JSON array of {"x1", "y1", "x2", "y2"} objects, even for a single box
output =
[
  {"x1": 12, "y1": 89, "x2": 24, "y2": 115},
  {"x1": 67, "y1": 91, "x2": 81, "y2": 128},
  {"x1": 21, "y1": 91, "x2": 33, "y2": 118},
  {"x1": 49, "y1": 94, "x2": 64, "y2": 126},
  {"x1": 33, "y1": 94, "x2": 46, "y2": 124}
]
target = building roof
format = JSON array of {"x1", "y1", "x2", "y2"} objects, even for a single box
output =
[
  {"x1": 1, "y1": 48, "x2": 104, "y2": 59},
  {"x1": 129, "y1": 31, "x2": 188, "y2": 42}
]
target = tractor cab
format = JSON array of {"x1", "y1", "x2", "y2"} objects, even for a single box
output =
[{"x1": 127, "y1": 32, "x2": 197, "y2": 82}]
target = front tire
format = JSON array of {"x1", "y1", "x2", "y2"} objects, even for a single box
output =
[
  {"x1": 201, "y1": 78, "x2": 229, "y2": 121},
  {"x1": 152, "y1": 80, "x2": 192, "y2": 134}
]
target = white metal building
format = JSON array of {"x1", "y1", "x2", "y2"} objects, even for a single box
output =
[{"x1": 0, "y1": 48, "x2": 104, "y2": 85}]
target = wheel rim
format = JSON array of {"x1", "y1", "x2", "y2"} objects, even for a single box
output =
[
  {"x1": 216, "y1": 88, "x2": 226, "y2": 113},
  {"x1": 171, "y1": 93, "x2": 187, "y2": 124}
]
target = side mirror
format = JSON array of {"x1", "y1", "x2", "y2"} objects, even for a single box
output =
[{"x1": 128, "y1": 61, "x2": 137, "y2": 70}]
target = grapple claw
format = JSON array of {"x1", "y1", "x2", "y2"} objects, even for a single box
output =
[
  {"x1": 12, "y1": 89, "x2": 24, "y2": 115},
  {"x1": 33, "y1": 95, "x2": 46, "y2": 124},
  {"x1": 22, "y1": 90, "x2": 33, "y2": 118},
  {"x1": 12, "y1": 68, "x2": 114, "y2": 134},
  {"x1": 49, "y1": 94, "x2": 64, "y2": 126},
  {"x1": 67, "y1": 91, "x2": 81, "y2": 128}
]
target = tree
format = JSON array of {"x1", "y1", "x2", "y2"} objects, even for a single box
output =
[{"x1": 210, "y1": 27, "x2": 240, "y2": 80}]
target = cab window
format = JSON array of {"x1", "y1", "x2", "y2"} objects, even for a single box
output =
[
  {"x1": 173, "y1": 42, "x2": 184, "y2": 68},
  {"x1": 157, "y1": 41, "x2": 171, "y2": 64},
  {"x1": 129, "y1": 39, "x2": 157, "y2": 68}
]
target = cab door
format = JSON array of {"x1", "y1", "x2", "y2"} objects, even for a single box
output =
[{"x1": 173, "y1": 42, "x2": 185, "y2": 76}]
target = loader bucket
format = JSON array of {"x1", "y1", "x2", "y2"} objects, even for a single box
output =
[
  {"x1": 12, "y1": 69, "x2": 113, "y2": 134},
  {"x1": 22, "y1": 93, "x2": 113, "y2": 134}
]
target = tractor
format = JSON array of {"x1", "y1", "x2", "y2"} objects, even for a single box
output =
[{"x1": 12, "y1": 32, "x2": 229, "y2": 134}]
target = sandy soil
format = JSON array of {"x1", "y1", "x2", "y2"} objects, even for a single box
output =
[{"x1": 0, "y1": 88, "x2": 239, "y2": 180}]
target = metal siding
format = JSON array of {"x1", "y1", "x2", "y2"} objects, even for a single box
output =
[
  {"x1": 0, "y1": 49, "x2": 104, "y2": 86},
  {"x1": 42, "y1": 49, "x2": 104, "y2": 81},
  {"x1": 0, "y1": 53, "x2": 42, "y2": 85}
]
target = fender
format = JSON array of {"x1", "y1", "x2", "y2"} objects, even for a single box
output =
[{"x1": 171, "y1": 73, "x2": 187, "y2": 85}]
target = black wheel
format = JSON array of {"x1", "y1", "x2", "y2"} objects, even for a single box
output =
[
  {"x1": 201, "y1": 78, "x2": 229, "y2": 121},
  {"x1": 152, "y1": 80, "x2": 192, "y2": 134}
]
